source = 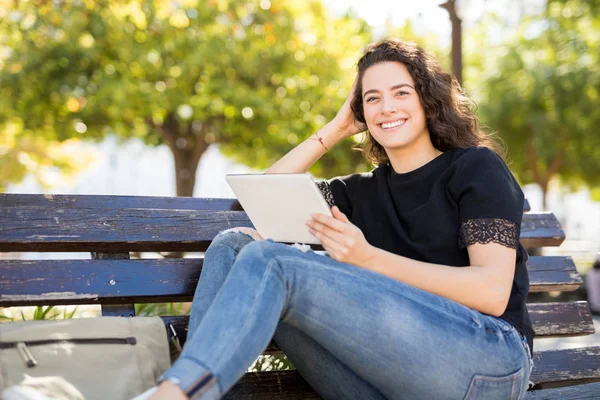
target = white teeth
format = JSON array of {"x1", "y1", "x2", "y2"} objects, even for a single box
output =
[{"x1": 381, "y1": 119, "x2": 406, "y2": 129}]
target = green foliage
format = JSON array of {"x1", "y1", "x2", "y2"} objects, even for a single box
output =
[
  {"x1": 0, "y1": 133, "x2": 96, "y2": 191},
  {"x1": 4, "y1": 0, "x2": 597, "y2": 198},
  {"x1": 31, "y1": 306, "x2": 58, "y2": 320},
  {"x1": 135, "y1": 302, "x2": 189, "y2": 316},
  {"x1": 0, "y1": 306, "x2": 78, "y2": 321},
  {"x1": 248, "y1": 354, "x2": 293, "y2": 372},
  {"x1": 0, "y1": 0, "x2": 373, "y2": 190},
  {"x1": 471, "y1": 0, "x2": 600, "y2": 203}
]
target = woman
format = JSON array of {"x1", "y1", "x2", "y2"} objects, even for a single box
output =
[{"x1": 137, "y1": 38, "x2": 534, "y2": 400}]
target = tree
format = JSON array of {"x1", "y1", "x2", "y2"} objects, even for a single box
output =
[
  {"x1": 0, "y1": 0, "x2": 371, "y2": 196},
  {"x1": 472, "y1": 0, "x2": 600, "y2": 208},
  {"x1": 0, "y1": 123, "x2": 95, "y2": 191}
]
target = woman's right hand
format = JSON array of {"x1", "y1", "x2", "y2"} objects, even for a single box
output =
[{"x1": 329, "y1": 76, "x2": 367, "y2": 138}]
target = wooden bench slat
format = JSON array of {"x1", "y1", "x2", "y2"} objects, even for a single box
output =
[
  {"x1": 0, "y1": 259, "x2": 201, "y2": 306},
  {"x1": 528, "y1": 302, "x2": 594, "y2": 337},
  {"x1": 225, "y1": 367, "x2": 600, "y2": 400},
  {"x1": 531, "y1": 346, "x2": 600, "y2": 389},
  {"x1": 528, "y1": 256, "x2": 582, "y2": 292},
  {"x1": 226, "y1": 371, "x2": 319, "y2": 400},
  {"x1": 524, "y1": 381, "x2": 600, "y2": 399},
  {"x1": 520, "y1": 212, "x2": 565, "y2": 248},
  {"x1": 0, "y1": 207, "x2": 253, "y2": 252},
  {"x1": 0, "y1": 194, "x2": 242, "y2": 211},
  {"x1": 225, "y1": 346, "x2": 600, "y2": 399},
  {"x1": 0, "y1": 204, "x2": 563, "y2": 252},
  {"x1": 2, "y1": 194, "x2": 531, "y2": 213},
  {"x1": 161, "y1": 301, "x2": 593, "y2": 352},
  {"x1": 0, "y1": 256, "x2": 581, "y2": 304}
]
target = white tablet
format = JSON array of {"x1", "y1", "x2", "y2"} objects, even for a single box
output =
[{"x1": 225, "y1": 173, "x2": 333, "y2": 244}]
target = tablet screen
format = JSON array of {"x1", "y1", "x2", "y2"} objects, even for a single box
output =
[{"x1": 225, "y1": 173, "x2": 332, "y2": 244}]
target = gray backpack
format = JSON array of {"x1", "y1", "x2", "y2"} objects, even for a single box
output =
[{"x1": 0, "y1": 317, "x2": 171, "y2": 400}]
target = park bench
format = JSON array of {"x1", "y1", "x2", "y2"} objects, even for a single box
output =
[{"x1": 1, "y1": 192, "x2": 600, "y2": 399}]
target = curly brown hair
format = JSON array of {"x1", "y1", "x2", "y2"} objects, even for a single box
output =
[{"x1": 351, "y1": 38, "x2": 504, "y2": 165}]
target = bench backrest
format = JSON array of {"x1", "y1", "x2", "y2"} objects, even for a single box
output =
[{"x1": 0, "y1": 193, "x2": 598, "y2": 395}]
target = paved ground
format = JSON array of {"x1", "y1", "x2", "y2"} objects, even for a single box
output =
[{"x1": 534, "y1": 315, "x2": 600, "y2": 351}]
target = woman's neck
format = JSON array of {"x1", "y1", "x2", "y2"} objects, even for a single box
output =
[{"x1": 387, "y1": 140, "x2": 442, "y2": 174}]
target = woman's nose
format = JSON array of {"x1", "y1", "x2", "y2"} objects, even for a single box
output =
[{"x1": 381, "y1": 96, "x2": 397, "y2": 114}]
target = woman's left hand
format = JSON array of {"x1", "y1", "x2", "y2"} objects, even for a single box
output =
[{"x1": 306, "y1": 206, "x2": 373, "y2": 267}]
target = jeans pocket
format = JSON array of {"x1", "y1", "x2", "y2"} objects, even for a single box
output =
[{"x1": 463, "y1": 367, "x2": 525, "y2": 400}]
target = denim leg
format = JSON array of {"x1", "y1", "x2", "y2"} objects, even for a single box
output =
[
  {"x1": 187, "y1": 231, "x2": 255, "y2": 338},
  {"x1": 178, "y1": 232, "x2": 385, "y2": 400},
  {"x1": 273, "y1": 323, "x2": 387, "y2": 400},
  {"x1": 164, "y1": 240, "x2": 530, "y2": 400}
]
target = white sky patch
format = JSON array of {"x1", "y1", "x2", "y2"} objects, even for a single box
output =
[
  {"x1": 323, "y1": 0, "x2": 547, "y2": 45},
  {"x1": 324, "y1": 0, "x2": 451, "y2": 36}
]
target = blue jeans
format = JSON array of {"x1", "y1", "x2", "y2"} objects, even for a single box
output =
[{"x1": 160, "y1": 231, "x2": 532, "y2": 400}]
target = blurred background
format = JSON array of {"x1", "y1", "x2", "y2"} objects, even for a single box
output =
[{"x1": 1, "y1": 0, "x2": 599, "y2": 353}]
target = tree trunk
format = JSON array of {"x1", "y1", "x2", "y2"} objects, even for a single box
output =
[
  {"x1": 148, "y1": 113, "x2": 209, "y2": 197},
  {"x1": 439, "y1": 0, "x2": 463, "y2": 86},
  {"x1": 172, "y1": 145, "x2": 203, "y2": 197},
  {"x1": 527, "y1": 132, "x2": 563, "y2": 212},
  {"x1": 540, "y1": 180, "x2": 549, "y2": 211},
  {"x1": 147, "y1": 114, "x2": 209, "y2": 259}
]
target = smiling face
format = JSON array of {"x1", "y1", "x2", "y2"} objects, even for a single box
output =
[{"x1": 361, "y1": 62, "x2": 430, "y2": 154}]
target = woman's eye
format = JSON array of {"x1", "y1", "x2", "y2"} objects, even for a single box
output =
[
  {"x1": 396, "y1": 91, "x2": 409, "y2": 97},
  {"x1": 366, "y1": 96, "x2": 378, "y2": 102}
]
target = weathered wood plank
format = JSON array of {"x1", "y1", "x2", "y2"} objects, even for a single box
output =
[
  {"x1": 0, "y1": 257, "x2": 583, "y2": 308},
  {"x1": 92, "y1": 252, "x2": 137, "y2": 317},
  {"x1": 0, "y1": 207, "x2": 253, "y2": 252},
  {"x1": 221, "y1": 346, "x2": 600, "y2": 399},
  {"x1": 520, "y1": 212, "x2": 565, "y2": 248},
  {"x1": 528, "y1": 302, "x2": 594, "y2": 337},
  {"x1": 531, "y1": 347, "x2": 600, "y2": 389},
  {"x1": 168, "y1": 302, "x2": 592, "y2": 345},
  {"x1": 2, "y1": 194, "x2": 530, "y2": 213},
  {"x1": 0, "y1": 193, "x2": 243, "y2": 211},
  {"x1": 226, "y1": 371, "x2": 319, "y2": 400},
  {"x1": 524, "y1": 381, "x2": 600, "y2": 399},
  {"x1": 0, "y1": 259, "x2": 202, "y2": 306},
  {"x1": 226, "y1": 367, "x2": 600, "y2": 400},
  {"x1": 160, "y1": 301, "x2": 594, "y2": 354},
  {"x1": 0, "y1": 206, "x2": 562, "y2": 252},
  {"x1": 528, "y1": 256, "x2": 582, "y2": 292},
  {"x1": 0, "y1": 256, "x2": 578, "y2": 301}
]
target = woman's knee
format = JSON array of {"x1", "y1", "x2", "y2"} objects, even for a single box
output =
[
  {"x1": 209, "y1": 229, "x2": 256, "y2": 252},
  {"x1": 236, "y1": 239, "x2": 269, "y2": 262},
  {"x1": 233, "y1": 240, "x2": 289, "y2": 273}
]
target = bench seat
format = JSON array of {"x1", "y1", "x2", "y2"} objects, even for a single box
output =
[{"x1": 0, "y1": 193, "x2": 597, "y2": 398}]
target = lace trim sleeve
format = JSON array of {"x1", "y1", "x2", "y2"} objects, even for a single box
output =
[
  {"x1": 316, "y1": 181, "x2": 335, "y2": 208},
  {"x1": 458, "y1": 218, "x2": 518, "y2": 249}
]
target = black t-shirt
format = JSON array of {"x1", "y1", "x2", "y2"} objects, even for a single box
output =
[{"x1": 317, "y1": 146, "x2": 534, "y2": 351}]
